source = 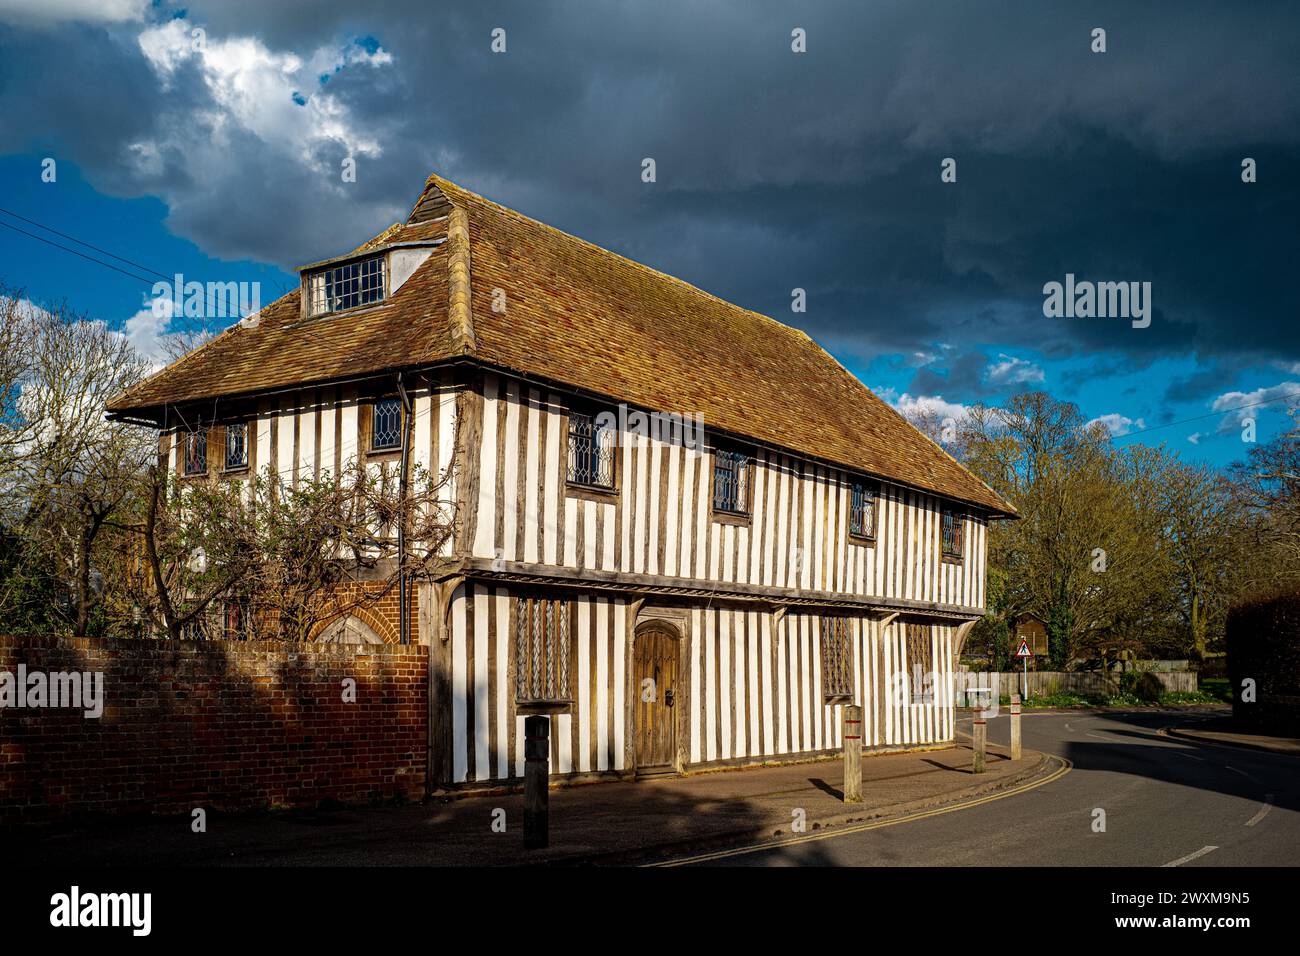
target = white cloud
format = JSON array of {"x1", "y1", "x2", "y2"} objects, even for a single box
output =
[
  {"x1": 122, "y1": 296, "x2": 178, "y2": 369},
  {"x1": 986, "y1": 353, "x2": 1044, "y2": 386},
  {"x1": 1210, "y1": 381, "x2": 1300, "y2": 433},
  {"x1": 136, "y1": 19, "x2": 387, "y2": 167},
  {"x1": 883, "y1": 390, "x2": 972, "y2": 424},
  {"x1": 1187, "y1": 432, "x2": 1203, "y2": 445},
  {"x1": 1086, "y1": 413, "x2": 1145, "y2": 437}
]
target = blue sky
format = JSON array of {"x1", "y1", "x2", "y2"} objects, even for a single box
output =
[{"x1": 1, "y1": 1, "x2": 1297, "y2": 469}]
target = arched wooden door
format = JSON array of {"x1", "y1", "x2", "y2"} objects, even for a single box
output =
[{"x1": 633, "y1": 621, "x2": 680, "y2": 772}]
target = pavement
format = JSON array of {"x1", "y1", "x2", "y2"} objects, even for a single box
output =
[
  {"x1": 12, "y1": 737, "x2": 1049, "y2": 866},
  {"x1": 1165, "y1": 716, "x2": 1300, "y2": 756},
  {"x1": 685, "y1": 707, "x2": 1300, "y2": 866}
]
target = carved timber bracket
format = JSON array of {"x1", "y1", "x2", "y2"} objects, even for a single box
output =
[{"x1": 953, "y1": 620, "x2": 977, "y2": 660}]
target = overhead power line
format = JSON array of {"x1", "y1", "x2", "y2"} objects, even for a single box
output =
[
  {"x1": 0, "y1": 205, "x2": 170, "y2": 280},
  {"x1": 1107, "y1": 390, "x2": 1300, "y2": 444},
  {"x1": 0, "y1": 217, "x2": 157, "y2": 286}
]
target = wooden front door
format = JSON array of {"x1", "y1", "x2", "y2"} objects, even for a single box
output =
[{"x1": 633, "y1": 623, "x2": 679, "y2": 772}]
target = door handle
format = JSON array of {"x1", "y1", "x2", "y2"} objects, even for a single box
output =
[{"x1": 664, "y1": 689, "x2": 675, "y2": 707}]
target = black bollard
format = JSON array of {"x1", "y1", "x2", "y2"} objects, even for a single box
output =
[{"x1": 524, "y1": 714, "x2": 550, "y2": 849}]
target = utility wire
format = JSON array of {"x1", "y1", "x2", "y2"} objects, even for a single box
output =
[
  {"x1": 0, "y1": 218, "x2": 156, "y2": 286},
  {"x1": 0, "y1": 205, "x2": 170, "y2": 280},
  {"x1": 1107, "y1": 390, "x2": 1300, "y2": 444},
  {"x1": 0, "y1": 205, "x2": 330, "y2": 351}
]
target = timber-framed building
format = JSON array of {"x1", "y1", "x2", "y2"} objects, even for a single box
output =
[{"x1": 107, "y1": 173, "x2": 1016, "y2": 789}]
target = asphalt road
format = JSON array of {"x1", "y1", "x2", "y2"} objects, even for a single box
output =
[{"x1": 682, "y1": 710, "x2": 1299, "y2": 866}]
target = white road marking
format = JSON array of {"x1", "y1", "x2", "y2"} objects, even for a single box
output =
[
  {"x1": 1162, "y1": 845, "x2": 1218, "y2": 867},
  {"x1": 1225, "y1": 765, "x2": 1261, "y2": 784},
  {"x1": 1246, "y1": 795, "x2": 1274, "y2": 828},
  {"x1": 1169, "y1": 749, "x2": 1205, "y2": 761}
]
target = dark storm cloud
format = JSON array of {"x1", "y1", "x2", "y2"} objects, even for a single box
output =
[{"x1": 1, "y1": 0, "x2": 1297, "y2": 404}]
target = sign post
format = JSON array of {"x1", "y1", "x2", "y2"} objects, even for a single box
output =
[{"x1": 1014, "y1": 638, "x2": 1033, "y2": 701}]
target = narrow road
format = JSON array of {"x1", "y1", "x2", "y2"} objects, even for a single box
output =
[{"x1": 682, "y1": 710, "x2": 1299, "y2": 866}]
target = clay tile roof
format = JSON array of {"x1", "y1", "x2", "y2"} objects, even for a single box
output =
[{"x1": 107, "y1": 173, "x2": 1014, "y2": 516}]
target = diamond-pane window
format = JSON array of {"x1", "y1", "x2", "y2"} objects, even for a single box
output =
[
  {"x1": 183, "y1": 428, "x2": 207, "y2": 475},
  {"x1": 906, "y1": 623, "x2": 935, "y2": 703},
  {"x1": 225, "y1": 422, "x2": 248, "y2": 470},
  {"x1": 821, "y1": 617, "x2": 853, "y2": 702},
  {"x1": 712, "y1": 447, "x2": 750, "y2": 515},
  {"x1": 941, "y1": 509, "x2": 964, "y2": 558},
  {"x1": 307, "y1": 255, "x2": 386, "y2": 316},
  {"x1": 372, "y1": 398, "x2": 402, "y2": 451},
  {"x1": 515, "y1": 596, "x2": 572, "y2": 705},
  {"x1": 567, "y1": 411, "x2": 615, "y2": 488},
  {"x1": 850, "y1": 482, "x2": 876, "y2": 539}
]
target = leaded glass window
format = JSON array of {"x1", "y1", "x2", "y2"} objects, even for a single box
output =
[
  {"x1": 372, "y1": 398, "x2": 402, "y2": 451},
  {"x1": 712, "y1": 447, "x2": 750, "y2": 515},
  {"x1": 906, "y1": 622, "x2": 935, "y2": 703},
  {"x1": 306, "y1": 255, "x2": 386, "y2": 316},
  {"x1": 821, "y1": 617, "x2": 853, "y2": 701},
  {"x1": 567, "y1": 410, "x2": 615, "y2": 488},
  {"x1": 849, "y1": 481, "x2": 876, "y2": 539},
  {"x1": 515, "y1": 596, "x2": 572, "y2": 705},
  {"x1": 183, "y1": 428, "x2": 207, "y2": 475},
  {"x1": 225, "y1": 422, "x2": 248, "y2": 470},
  {"x1": 941, "y1": 508, "x2": 964, "y2": 558}
]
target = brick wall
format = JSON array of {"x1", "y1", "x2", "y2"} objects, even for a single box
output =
[{"x1": 0, "y1": 636, "x2": 427, "y2": 825}]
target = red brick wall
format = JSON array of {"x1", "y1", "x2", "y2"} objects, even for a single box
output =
[{"x1": 0, "y1": 636, "x2": 427, "y2": 824}]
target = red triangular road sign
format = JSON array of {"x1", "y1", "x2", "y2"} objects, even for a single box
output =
[{"x1": 1014, "y1": 639, "x2": 1033, "y2": 658}]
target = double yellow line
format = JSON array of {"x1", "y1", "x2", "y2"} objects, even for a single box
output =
[{"x1": 647, "y1": 754, "x2": 1073, "y2": 866}]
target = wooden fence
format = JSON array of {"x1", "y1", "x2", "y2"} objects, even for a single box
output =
[{"x1": 957, "y1": 669, "x2": 1198, "y2": 700}]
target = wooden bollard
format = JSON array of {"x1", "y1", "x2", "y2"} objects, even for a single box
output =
[
  {"x1": 1010, "y1": 694, "x2": 1022, "y2": 761},
  {"x1": 972, "y1": 718, "x2": 987, "y2": 774},
  {"x1": 843, "y1": 704, "x2": 863, "y2": 803},
  {"x1": 524, "y1": 715, "x2": 550, "y2": 849}
]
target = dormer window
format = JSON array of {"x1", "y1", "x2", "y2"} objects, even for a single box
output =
[{"x1": 306, "y1": 255, "x2": 386, "y2": 316}]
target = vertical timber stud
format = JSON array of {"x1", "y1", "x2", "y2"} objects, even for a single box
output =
[
  {"x1": 1010, "y1": 694, "x2": 1022, "y2": 761},
  {"x1": 426, "y1": 576, "x2": 460, "y2": 791},
  {"x1": 523, "y1": 715, "x2": 550, "y2": 849},
  {"x1": 972, "y1": 718, "x2": 987, "y2": 773},
  {"x1": 624, "y1": 598, "x2": 645, "y2": 775},
  {"x1": 843, "y1": 704, "x2": 863, "y2": 803}
]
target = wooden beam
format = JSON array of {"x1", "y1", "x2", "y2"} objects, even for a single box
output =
[
  {"x1": 624, "y1": 598, "x2": 645, "y2": 775},
  {"x1": 458, "y1": 557, "x2": 980, "y2": 622}
]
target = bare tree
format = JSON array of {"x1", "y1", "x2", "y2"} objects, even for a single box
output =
[
  {"x1": 0, "y1": 292, "x2": 153, "y2": 633},
  {"x1": 126, "y1": 455, "x2": 457, "y2": 642},
  {"x1": 1229, "y1": 408, "x2": 1300, "y2": 592}
]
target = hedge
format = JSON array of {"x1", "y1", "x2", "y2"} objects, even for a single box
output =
[{"x1": 1225, "y1": 589, "x2": 1300, "y2": 735}]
